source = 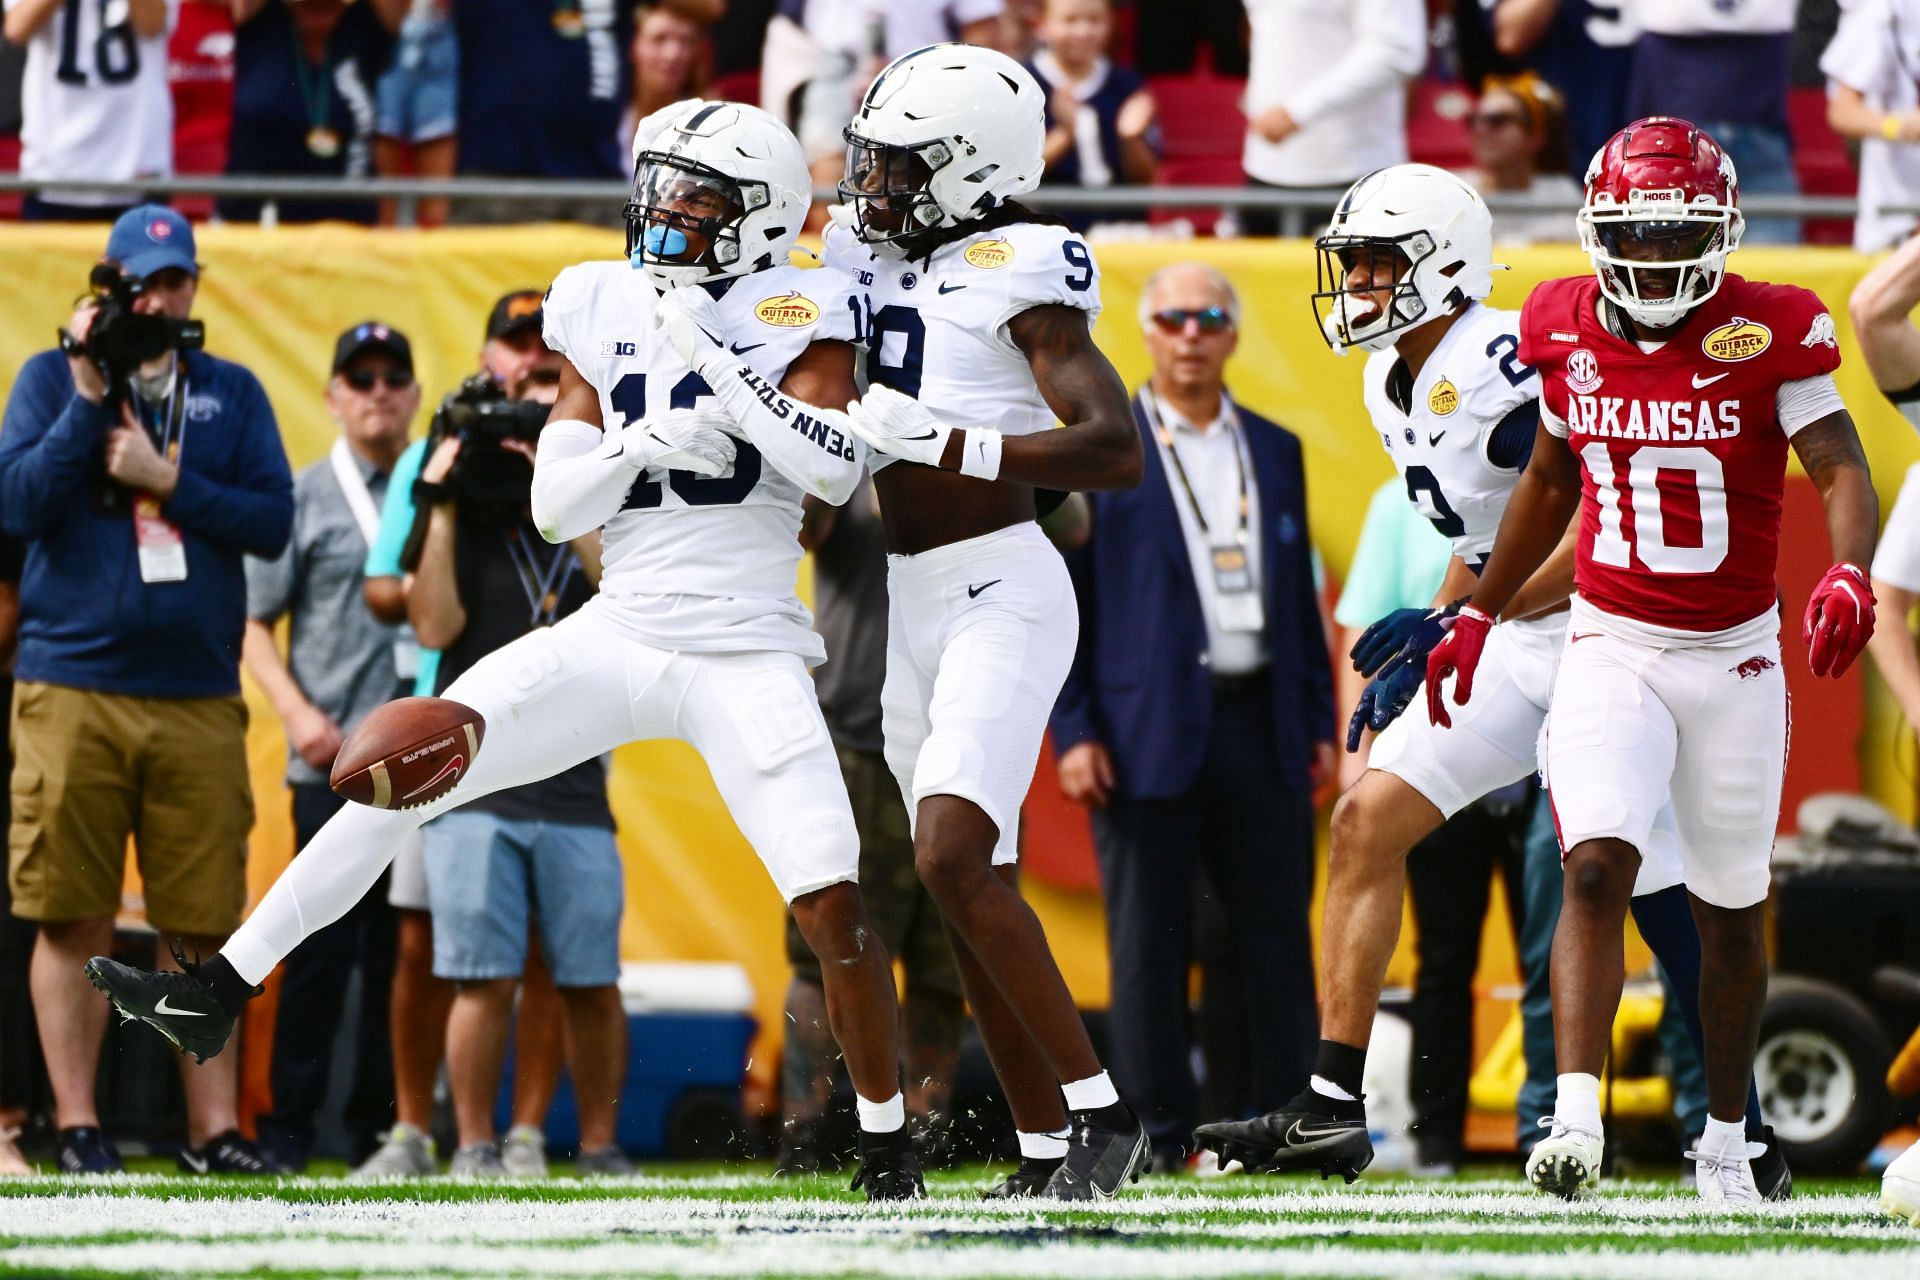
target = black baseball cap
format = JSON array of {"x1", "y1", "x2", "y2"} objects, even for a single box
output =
[
  {"x1": 332, "y1": 320, "x2": 414, "y2": 375},
  {"x1": 485, "y1": 289, "x2": 545, "y2": 342}
]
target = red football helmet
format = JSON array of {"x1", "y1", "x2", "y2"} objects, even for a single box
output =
[{"x1": 1576, "y1": 116, "x2": 1743, "y2": 329}]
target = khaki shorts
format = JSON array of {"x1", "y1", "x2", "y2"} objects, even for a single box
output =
[
  {"x1": 786, "y1": 745, "x2": 960, "y2": 998},
  {"x1": 9, "y1": 682, "x2": 252, "y2": 937}
]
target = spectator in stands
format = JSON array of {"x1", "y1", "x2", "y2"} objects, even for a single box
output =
[
  {"x1": 220, "y1": 0, "x2": 402, "y2": 226},
  {"x1": 1052, "y1": 263, "x2": 1332, "y2": 1169},
  {"x1": 1853, "y1": 234, "x2": 1920, "y2": 726},
  {"x1": 0, "y1": 531, "x2": 27, "y2": 1176},
  {"x1": 5, "y1": 0, "x2": 174, "y2": 221},
  {"x1": 1029, "y1": 0, "x2": 1159, "y2": 230},
  {"x1": 1821, "y1": 0, "x2": 1920, "y2": 253},
  {"x1": 405, "y1": 350, "x2": 629, "y2": 1181},
  {"x1": 450, "y1": 0, "x2": 634, "y2": 221},
  {"x1": 882, "y1": 0, "x2": 1003, "y2": 59},
  {"x1": 351, "y1": 290, "x2": 569, "y2": 1180},
  {"x1": 622, "y1": 1, "x2": 710, "y2": 148},
  {"x1": 169, "y1": 0, "x2": 236, "y2": 188},
  {"x1": 1459, "y1": 73, "x2": 1580, "y2": 244},
  {"x1": 1239, "y1": 0, "x2": 1426, "y2": 236},
  {"x1": 241, "y1": 322, "x2": 421, "y2": 1172},
  {"x1": 1624, "y1": 0, "x2": 1802, "y2": 244},
  {"x1": 777, "y1": 480, "x2": 964, "y2": 1175},
  {"x1": 1460, "y1": 0, "x2": 1637, "y2": 182},
  {"x1": 373, "y1": 0, "x2": 457, "y2": 228},
  {"x1": 0, "y1": 207, "x2": 293, "y2": 1175}
]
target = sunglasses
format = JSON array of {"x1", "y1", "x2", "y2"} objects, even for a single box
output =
[
  {"x1": 343, "y1": 369, "x2": 414, "y2": 391},
  {"x1": 1150, "y1": 307, "x2": 1232, "y2": 333}
]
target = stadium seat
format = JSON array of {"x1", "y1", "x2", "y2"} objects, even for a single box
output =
[
  {"x1": 1788, "y1": 85, "x2": 1858, "y2": 247},
  {"x1": 1143, "y1": 72, "x2": 1247, "y2": 231},
  {"x1": 1406, "y1": 79, "x2": 1477, "y2": 173}
]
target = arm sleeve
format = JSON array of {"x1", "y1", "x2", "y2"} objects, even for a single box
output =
[
  {"x1": 1283, "y1": 0, "x2": 1427, "y2": 127},
  {"x1": 1485, "y1": 399, "x2": 1541, "y2": 469},
  {"x1": 0, "y1": 355, "x2": 116, "y2": 539},
  {"x1": 700, "y1": 355, "x2": 867, "y2": 505},
  {"x1": 1048, "y1": 532, "x2": 1103, "y2": 750},
  {"x1": 1776, "y1": 373, "x2": 1848, "y2": 438},
  {"x1": 1872, "y1": 463, "x2": 1920, "y2": 591},
  {"x1": 162, "y1": 370, "x2": 295, "y2": 557},
  {"x1": 365, "y1": 438, "x2": 425, "y2": 576},
  {"x1": 530, "y1": 418, "x2": 639, "y2": 543}
]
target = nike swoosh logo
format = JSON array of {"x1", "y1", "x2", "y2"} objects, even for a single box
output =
[
  {"x1": 1428, "y1": 432, "x2": 1445, "y2": 446},
  {"x1": 730, "y1": 341, "x2": 766, "y2": 356},
  {"x1": 699, "y1": 325, "x2": 724, "y2": 347},
  {"x1": 938, "y1": 282, "x2": 966, "y2": 294},
  {"x1": 901, "y1": 430, "x2": 938, "y2": 441},
  {"x1": 153, "y1": 995, "x2": 207, "y2": 1018},
  {"x1": 1570, "y1": 633, "x2": 1601, "y2": 644},
  {"x1": 1285, "y1": 1119, "x2": 1359, "y2": 1144},
  {"x1": 1691, "y1": 371, "x2": 1730, "y2": 388},
  {"x1": 402, "y1": 755, "x2": 464, "y2": 802},
  {"x1": 179, "y1": 1151, "x2": 209, "y2": 1173},
  {"x1": 967, "y1": 579, "x2": 1002, "y2": 598}
]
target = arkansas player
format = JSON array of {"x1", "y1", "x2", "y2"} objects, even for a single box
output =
[{"x1": 1425, "y1": 118, "x2": 1879, "y2": 1203}]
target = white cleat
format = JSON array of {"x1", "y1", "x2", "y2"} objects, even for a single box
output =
[
  {"x1": 1884, "y1": 1140, "x2": 1920, "y2": 1227},
  {"x1": 1525, "y1": 1119, "x2": 1604, "y2": 1200},
  {"x1": 1688, "y1": 1139, "x2": 1764, "y2": 1207}
]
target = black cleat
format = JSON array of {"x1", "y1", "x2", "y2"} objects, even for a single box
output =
[
  {"x1": 178, "y1": 1130, "x2": 282, "y2": 1176},
  {"x1": 848, "y1": 1126, "x2": 925, "y2": 1202},
  {"x1": 1192, "y1": 1088, "x2": 1374, "y2": 1183},
  {"x1": 979, "y1": 1155, "x2": 1064, "y2": 1199},
  {"x1": 1752, "y1": 1125, "x2": 1792, "y2": 1201},
  {"x1": 1042, "y1": 1104, "x2": 1150, "y2": 1201},
  {"x1": 85, "y1": 956, "x2": 236, "y2": 1064},
  {"x1": 57, "y1": 1126, "x2": 123, "y2": 1174}
]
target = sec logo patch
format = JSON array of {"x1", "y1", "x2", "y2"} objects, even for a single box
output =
[
  {"x1": 1566, "y1": 348, "x2": 1602, "y2": 394},
  {"x1": 1427, "y1": 377, "x2": 1459, "y2": 416},
  {"x1": 1701, "y1": 317, "x2": 1770, "y2": 362},
  {"x1": 754, "y1": 292, "x2": 820, "y2": 327},
  {"x1": 964, "y1": 239, "x2": 1013, "y2": 269}
]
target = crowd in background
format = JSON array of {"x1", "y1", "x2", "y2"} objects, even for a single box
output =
[{"x1": 0, "y1": 1, "x2": 1914, "y2": 246}]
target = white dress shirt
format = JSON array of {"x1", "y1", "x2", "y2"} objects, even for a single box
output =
[
  {"x1": 1146, "y1": 389, "x2": 1269, "y2": 677},
  {"x1": 1821, "y1": 0, "x2": 1920, "y2": 252}
]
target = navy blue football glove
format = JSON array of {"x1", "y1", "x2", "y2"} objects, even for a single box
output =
[
  {"x1": 1345, "y1": 658, "x2": 1428, "y2": 753},
  {"x1": 1349, "y1": 608, "x2": 1429, "y2": 677}
]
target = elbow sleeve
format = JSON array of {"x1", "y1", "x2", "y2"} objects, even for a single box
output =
[
  {"x1": 701, "y1": 359, "x2": 865, "y2": 504},
  {"x1": 531, "y1": 419, "x2": 637, "y2": 543}
]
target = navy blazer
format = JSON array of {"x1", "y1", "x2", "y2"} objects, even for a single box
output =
[{"x1": 1050, "y1": 393, "x2": 1335, "y2": 800}]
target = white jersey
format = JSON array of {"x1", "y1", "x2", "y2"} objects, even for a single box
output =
[
  {"x1": 1360, "y1": 303, "x2": 1539, "y2": 571},
  {"x1": 543, "y1": 259, "x2": 860, "y2": 663},
  {"x1": 824, "y1": 220, "x2": 1100, "y2": 439},
  {"x1": 13, "y1": 0, "x2": 176, "y2": 201}
]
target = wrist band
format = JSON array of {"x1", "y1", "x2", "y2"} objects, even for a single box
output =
[
  {"x1": 1885, "y1": 115, "x2": 1903, "y2": 142},
  {"x1": 957, "y1": 427, "x2": 1003, "y2": 481}
]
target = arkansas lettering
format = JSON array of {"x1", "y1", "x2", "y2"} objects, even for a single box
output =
[{"x1": 1566, "y1": 394, "x2": 1742, "y2": 442}]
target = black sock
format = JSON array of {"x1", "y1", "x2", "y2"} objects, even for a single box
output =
[
  {"x1": 1076, "y1": 1099, "x2": 1134, "y2": 1131},
  {"x1": 198, "y1": 955, "x2": 262, "y2": 1020},
  {"x1": 1312, "y1": 1039, "x2": 1367, "y2": 1100}
]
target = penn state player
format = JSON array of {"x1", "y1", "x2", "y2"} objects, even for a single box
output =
[
  {"x1": 1429, "y1": 118, "x2": 1877, "y2": 1203},
  {"x1": 654, "y1": 43, "x2": 1151, "y2": 1199},
  {"x1": 86, "y1": 101, "x2": 927, "y2": 1200},
  {"x1": 1193, "y1": 164, "x2": 1787, "y2": 1197}
]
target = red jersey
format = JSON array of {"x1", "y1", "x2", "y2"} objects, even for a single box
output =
[{"x1": 1519, "y1": 274, "x2": 1841, "y2": 635}]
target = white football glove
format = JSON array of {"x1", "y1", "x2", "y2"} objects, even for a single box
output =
[
  {"x1": 652, "y1": 285, "x2": 731, "y2": 379},
  {"x1": 845, "y1": 384, "x2": 955, "y2": 468},
  {"x1": 621, "y1": 407, "x2": 738, "y2": 477}
]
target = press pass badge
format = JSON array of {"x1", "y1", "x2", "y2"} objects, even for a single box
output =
[
  {"x1": 133, "y1": 494, "x2": 187, "y2": 582},
  {"x1": 393, "y1": 625, "x2": 421, "y2": 681},
  {"x1": 1211, "y1": 545, "x2": 1263, "y2": 632}
]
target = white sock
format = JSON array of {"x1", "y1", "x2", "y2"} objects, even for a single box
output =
[
  {"x1": 1555, "y1": 1072, "x2": 1602, "y2": 1134},
  {"x1": 1060, "y1": 1071, "x2": 1119, "y2": 1112},
  {"x1": 1310, "y1": 1074, "x2": 1358, "y2": 1103},
  {"x1": 1698, "y1": 1115, "x2": 1748, "y2": 1157},
  {"x1": 1018, "y1": 1129, "x2": 1069, "y2": 1160},
  {"x1": 855, "y1": 1092, "x2": 905, "y2": 1134}
]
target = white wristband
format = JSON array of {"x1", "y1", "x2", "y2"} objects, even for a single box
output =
[{"x1": 957, "y1": 427, "x2": 1003, "y2": 481}]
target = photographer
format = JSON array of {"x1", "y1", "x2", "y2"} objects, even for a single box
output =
[
  {"x1": 402, "y1": 351, "x2": 629, "y2": 1179},
  {"x1": 0, "y1": 205, "x2": 293, "y2": 1175}
]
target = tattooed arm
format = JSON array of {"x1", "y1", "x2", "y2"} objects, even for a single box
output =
[{"x1": 1793, "y1": 410, "x2": 1878, "y2": 569}]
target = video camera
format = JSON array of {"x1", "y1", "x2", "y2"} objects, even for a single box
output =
[{"x1": 400, "y1": 375, "x2": 553, "y2": 568}]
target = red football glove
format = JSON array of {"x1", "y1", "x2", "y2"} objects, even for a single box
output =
[
  {"x1": 1425, "y1": 606, "x2": 1495, "y2": 728},
  {"x1": 1803, "y1": 561, "x2": 1875, "y2": 678}
]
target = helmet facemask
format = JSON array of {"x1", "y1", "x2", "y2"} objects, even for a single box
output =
[
  {"x1": 626, "y1": 149, "x2": 769, "y2": 290},
  {"x1": 840, "y1": 128, "x2": 960, "y2": 258},
  {"x1": 1579, "y1": 195, "x2": 1741, "y2": 330},
  {"x1": 1312, "y1": 232, "x2": 1437, "y2": 354}
]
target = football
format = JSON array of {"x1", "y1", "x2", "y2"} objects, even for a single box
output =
[{"x1": 328, "y1": 697, "x2": 486, "y2": 810}]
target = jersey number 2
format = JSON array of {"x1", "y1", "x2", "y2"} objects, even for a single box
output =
[
  {"x1": 1581, "y1": 443, "x2": 1729, "y2": 574},
  {"x1": 610, "y1": 371, "x2": 762, "y2": 508}
]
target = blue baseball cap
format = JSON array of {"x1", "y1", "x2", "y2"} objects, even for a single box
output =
[{"x1": 103, "y1": 204, "x2": 198, "y2": 280}]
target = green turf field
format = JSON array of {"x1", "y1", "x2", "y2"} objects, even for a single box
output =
[{"x1": 1, "y1": 1166, "x2": 1917, "y2": 1279}]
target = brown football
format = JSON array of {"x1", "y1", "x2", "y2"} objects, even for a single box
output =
[{"x1": 329, "y1": 697, "x2": 486, "y2": 810}]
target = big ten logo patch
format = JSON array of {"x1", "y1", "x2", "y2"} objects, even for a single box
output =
[
  {"x1": 964, "y1": 239, "x2": 1013, "y2": 270},
  {"x1": 600, "y1": 340, "x2": 638, "y2": 357},
  {"x1": 1427, "y1": 377, "x2": 1459, "y2": 417},
  {"x1": 1701, "y1": 317, "x2": 1771, "y2": 363},
  {"x1": 755, "y1": 292, "x2": 820, "y2": 327}
]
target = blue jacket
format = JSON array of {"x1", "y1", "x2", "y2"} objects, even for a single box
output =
[
  {"x1": 1050, "y1": 394, "x2": 1335, "y2": 800},
  {"x1": 0, "y1": 348, "x2": 294, "y2": 698}
]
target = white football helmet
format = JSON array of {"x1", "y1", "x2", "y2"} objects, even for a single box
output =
[
  {"x1": 1313, "y1": 164, "x2": 1500, "y2": 354},
  {"x1": 840, "y1": 43, "x2": 1046, "y2": 257},
  {"x1": 626, "y1": 99, "x2": 810, "y2": 291}
]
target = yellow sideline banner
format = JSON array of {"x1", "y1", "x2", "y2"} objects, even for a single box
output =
[{"x1": 0, "y1": 226, "x2": 1916, "y2": 1106}]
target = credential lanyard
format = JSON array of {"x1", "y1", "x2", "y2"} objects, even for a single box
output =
[
  {"x1": 1142, "y1": 386, "x2": 1250, "y2": 548},
  {"x1": 505, "y1": 522, "x2": 578, "y2": 630},
  {"x1": 1142, "y1": 386, "x2": 1264, "y2": 634},
  {"x1": 328, "y1": 439, "x2": 382, "y2": 544}
]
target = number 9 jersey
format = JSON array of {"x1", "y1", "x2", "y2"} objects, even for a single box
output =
[
  {"x1": 823, "y1": 220, "x2": 1101, "y2": 436},
  {"x1": 542, "y1": 257, "x2": 861, "y2": 663}
]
